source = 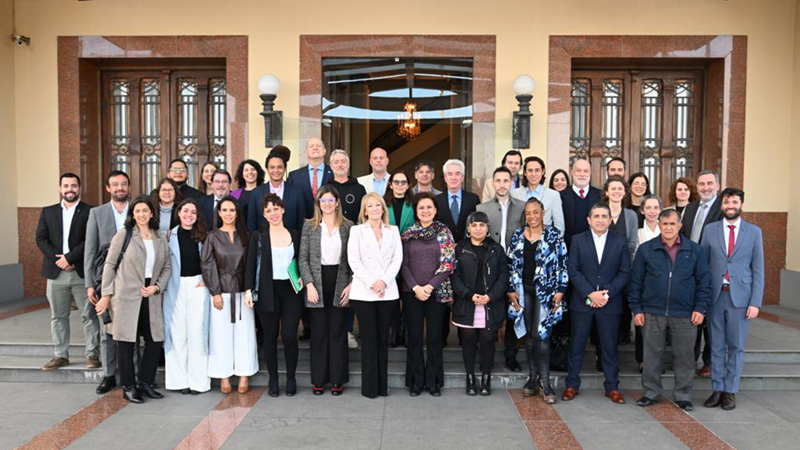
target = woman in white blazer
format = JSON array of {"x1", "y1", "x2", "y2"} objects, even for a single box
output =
[
  {"x1": 511, "y1": 156, "x2": 565, "y2": 236},
  {"x1": 347, "y1": 192, "x2": 403, "y2": 398}
]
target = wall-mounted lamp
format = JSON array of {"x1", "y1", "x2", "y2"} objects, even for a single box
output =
[
  {"x1": 258, "y1": 74, "x2": 283, "y2": 148},
  {"x1": 511, "y1": 74, "x2": 535, "y2": 149}
]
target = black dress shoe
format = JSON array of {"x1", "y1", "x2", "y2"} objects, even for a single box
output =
[
  {"x1": 721, "y1": 392, "x2": 736, "y2": 410},
  {"x1": 704, "y1": 391, "x2": 723, "y2": 408},
  {"x1": 180, "y1": 388, "x2": 191, "y2": 395},
  {"x1": 465, "y1": 374, "x2": 477, "y2": 396},
  {"x1": 190, "y1": 390, "x2": 202, "y2": 395},
  {"x1": 139, "y1": 383, "x2": 164, "y2": 399},
  {"x1": 286, "y1": 378, "x2": 297, "y2": 397},
  {"x1": 122, "y1": 385, "x2": 143, "y2": 404},
  {"x1": 429, "y1": 386, "x2": 441, "y2": 397},
  {"x1": 675, "y1": 400, "x2": 694, "y2": 411},
  {"x1": 409, "y1": 387, "x2": 421, "y2": 397},
  {"x1": 480, "y1": 374, "x2": 491, "y2": 396},
  {"x1": 505, "y1": 358, "x2": 522, "y2": 372},
  {"x1": 96, "y1": 376, "x2": 117, "y2": 394},
  {"x1": 637, "y1": 396, "x2": 657, "y2": 407},
  {"x1": 268, "y1": 379, "x2": 279, "y2": 397}
]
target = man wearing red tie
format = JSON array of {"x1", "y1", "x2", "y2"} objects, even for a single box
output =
[{"x1": 701, "y1": 188, "x2": 764, "y2": 411}]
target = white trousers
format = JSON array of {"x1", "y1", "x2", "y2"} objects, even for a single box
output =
[
  {"x1": 165, "y1": 275, "x2": 211, "y2": 392},
  {"x1": 208, "y1": 292, "x2": 258, "y2": 378}
]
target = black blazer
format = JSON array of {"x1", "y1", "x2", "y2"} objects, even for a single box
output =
[
  {"x1": 35, "y1": 201, "x2": 93, "y2": 279},
  {"x1": 681, "y1": 196, "x2": 723, "y2": 242},
  {"x1": 244, "y1": 226, "x2": 302, "y2": 313},
  {"x1": 560, "y1": 185, "x2": 602, "y2": 248},
  {"x1": 434, "y1": 189, "x2": 480, "y2": 243},
  {"x1": 286, "y1": 164, "x2": 334, "y2": 220},
  {"x1": 198, "y1": 195, "x2": 240, "y2": 230},
  {"x1": 567, "y1": 229, "x2": 631, "y2": 315},
  {"x1": 246, "y1": 183, "x2": 307, "y2": 232}
]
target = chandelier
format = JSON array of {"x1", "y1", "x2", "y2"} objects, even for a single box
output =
[{"x1": 397, "y1": 100, "x2": 421, "y2": 140}]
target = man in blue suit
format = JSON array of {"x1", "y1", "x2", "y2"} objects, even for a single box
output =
[
  {"x1": 701, "y1": 188, "x2": 764, "y2": 411},
  {"x1": 286, "y1": 137, "x2": 333, "y2": 220},
  {"x1": 562, "y1": 203, "x2": 631, "y2": 404},
  {"x1": 248, "y1": 148, "x2": 306, "y2": 231}
]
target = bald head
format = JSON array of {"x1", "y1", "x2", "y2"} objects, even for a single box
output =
[
  {"x1": 370, "y1": 147, "x2": 389, "y2": 176},
  {"x1": 306, "y1": 137, "x2": 327, "y2": 166}
]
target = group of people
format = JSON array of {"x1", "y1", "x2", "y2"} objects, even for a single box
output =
[{"x1": 35, "y1": 140, "x2": 764, "y2": 411}]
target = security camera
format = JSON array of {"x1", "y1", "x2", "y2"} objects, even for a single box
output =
[{"x1": 12, "y1": 35, "x2": 31, "y2": 47}]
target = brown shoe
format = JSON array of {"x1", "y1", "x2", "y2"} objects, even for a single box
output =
[
  {"x1": 238, "y1": 378, "x2": 249, "y2": 394},
  {"x1": 721, "y1": 392, "x2": 736, "y2": 410},
  {"x1": 42, "y1": 357, "x2": 69, "y2": 371},
  {"x1": 220, "y1": 378, "x2": 232, "y2": 394},
  {"x1": 86, "y1": 355, "x2": 101, "y2": 369},
  {"x1": 699, "y1": 365, "x2": 711, "y2": 378},
  {"x1": 561, "y1": 387, "x2": 579, "y2": 401},
  {"x1": 605, "y1": 390, "x2": 626, "y2": 404}
]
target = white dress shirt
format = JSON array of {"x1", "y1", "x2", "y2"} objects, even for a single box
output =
[
  {"x1": 591, "y1": 230, "x2": 608, "y2": 265},
  {"x1": 61, "y1": 200, "x2": 77, "y2": 254},
  {"x1": 320, "y1": 221, "x2": 342, "y2": 265},
  {"x1": 722, "y1": 217, "x2": 741, "y2": 285},
  {"x1": 498, "y1": 198, "x2": 510, "y2": 252},
  {"x1": 269, "y1": 181, "x2": 285, "y2": 199},
  {"x1": 112, "y1": 203, "x2": 129, "y2": 232}
]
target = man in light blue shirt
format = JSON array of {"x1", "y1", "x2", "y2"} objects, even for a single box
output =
[{"x1": 357, "y1": 147, "x2": 390, "y2": 196}]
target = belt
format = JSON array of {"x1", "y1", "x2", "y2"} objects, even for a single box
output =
[{"x1": 721, "y1": 285, "x2": 730, "y2": 292}]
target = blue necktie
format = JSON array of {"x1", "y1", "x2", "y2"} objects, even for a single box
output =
[{"x1": 450, "y1": 195, "x2": 459, "y2": 223}]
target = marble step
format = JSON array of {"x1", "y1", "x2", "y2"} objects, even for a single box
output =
[{"x1": 1, "y1": 355, "x2": 799, "y2": 391}]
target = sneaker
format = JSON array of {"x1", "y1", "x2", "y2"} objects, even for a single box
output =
[
  {"x1": 87, "y1": 354, "x2": 101, "y2": 369},
  {"x1": 699, "y1": 365, "x2": 711, "y2": 378},
  {"x1": 348, "y1": 332, "x2": 358, "y2": 349},
  {"x1": 43, "y1": 357, "x2": 69, "y2": 371}
]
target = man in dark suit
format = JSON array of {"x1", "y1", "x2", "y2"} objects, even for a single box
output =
[
  {"x1": 199, "y1": 169, "x2": 233, "y2": 229},
  {"x1": 681, "y1": 170, "x2": 723, "y2": 377},
  {"x1": 559, "y1": 158, "x2": 603, "y2": 370},
  {"x1": 248, "y1": 148, "x2": 306, "y2": 231},
  {"x1": 36, "y1": 173, "x2": 100, "y2": 371},
  {"x1": 286, "y1": 137, "x2": 333, "y2": 219},
  {"x1": 562, "y1": 203, "x2": 631, "y2": 404},
  {"x1": 560, "y1": 158, "x2": 602, "y2": 249},
  {"x1": 434, "y1": 159, "x2": 480, "y2": 243}
]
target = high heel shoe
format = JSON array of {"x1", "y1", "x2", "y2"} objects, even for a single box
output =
[
  {"x1": 220, "y1": 378, "x2": 232, "y2": 394},
  {"x1": 312, "y1": 385, "x2": 325, "y2": 396},
  {"x1": 238, "y1": 377, "x2": 249, "y2": 394},
  {"x1": 331, "y1": 385, "x2": 344, "y2": 396},
  {"x1": 286, "y1": 378, "x2": 297, "y2": 397},
  {"x1": 268, "y1": 378, "x2": 279, "y2": 397}
]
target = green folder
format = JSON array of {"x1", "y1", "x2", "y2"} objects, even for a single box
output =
[{"x1": 287, "y1": 259, "x2": 303, "y2": 294}]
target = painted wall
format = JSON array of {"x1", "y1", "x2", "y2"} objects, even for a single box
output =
[
  {"x1": 1, "y1": 0, "x2": 19, "y2": 265},
  {"x1": 10, "y1": 0, "x2": 797, "y2": 255},
  {"x1": 789, "y1": 0, "x2": 800, "y2": 271}
]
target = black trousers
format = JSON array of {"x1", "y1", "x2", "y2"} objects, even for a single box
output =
[
  {"x1": 351, "y1": 299, "x2": 395, "y2": 398},
  {"x1": 258, "y1": 280, "x2": 302, "y2": 380},
  {"x1": 117, "y1": 279, "x2": 160, "y2": 388},
  {"x1": 694, "y1": 322, "x2": 711, "y2": 367},
  {"x1": 504, "y1": 317, "x2": 519, "y2": 361},
  {"x1": 403, "y1": 292, "x2": 447, "y2": 390},
  {"x1": 309, "y1": 265, "x2": 349, "y2": 386},
  {"x1": 461, "y1": 327, "x2": 496, "y2": 375}
]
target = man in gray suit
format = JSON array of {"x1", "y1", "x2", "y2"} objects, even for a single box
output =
[
  {"x1": 701, "y1": 188, "x2": 764, "y2": 411},
  {"x1": 84, "y1": 170, "x2": 131, "y2": 394},
  {"x1": 477, "y1": 166, "x2": 524, "y2": 371}
]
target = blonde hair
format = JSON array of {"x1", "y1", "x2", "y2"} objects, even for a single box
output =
[
  {"x1": 309, "y1": 184, "x2": 345, "y2": 230},
  {"x1": 358, "y1": 192, "x2": 389, "y2": 225}
]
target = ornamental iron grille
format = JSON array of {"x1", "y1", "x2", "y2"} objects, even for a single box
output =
[
  {"x1": 141, "y1": 79, "x2": 162, "y2": 194},
  {"x1": 673, "y1": 81, "x2": 695, "y2": 180},
  {"x1": 208, "y1": 79, "x2": 227, "y2": 171},
  {"x1": 109, "y1": 79, "x2": 131, "y2": 176},
  {"x1": 640, "y1": 80, "x2": 663, "y2": 195},
  {"x1": 569, "y1": 79, "x2": 591, "y2": 163}
]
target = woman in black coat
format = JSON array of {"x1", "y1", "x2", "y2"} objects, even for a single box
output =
[
  {"x1": 450, "y1": 211, "x2": 509, "y2": 396},
  {"x1": 244, "y1": 193, "x2": 302, "y2": 398}
]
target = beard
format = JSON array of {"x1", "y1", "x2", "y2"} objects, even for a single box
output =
[
  {"x1": 723, "y1": 208, "x2": 741, "y2": 220},
  {"x1": 62, "y1": 191, "x2": 79, "y2": 203},
  {"x1": 112, "y1": 191, "x2": 130, "y2": 203}
]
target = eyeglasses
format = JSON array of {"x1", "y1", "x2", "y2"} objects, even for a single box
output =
[
  {"x1": 319, "y1": 198, "x2": 337, "y2": 204},
  {"x1": 392, "y1": 180, "x2": 409, "y2": 185},
  {"x1": 169, "y1": 168, "x2": 188, "y2": 173}
]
